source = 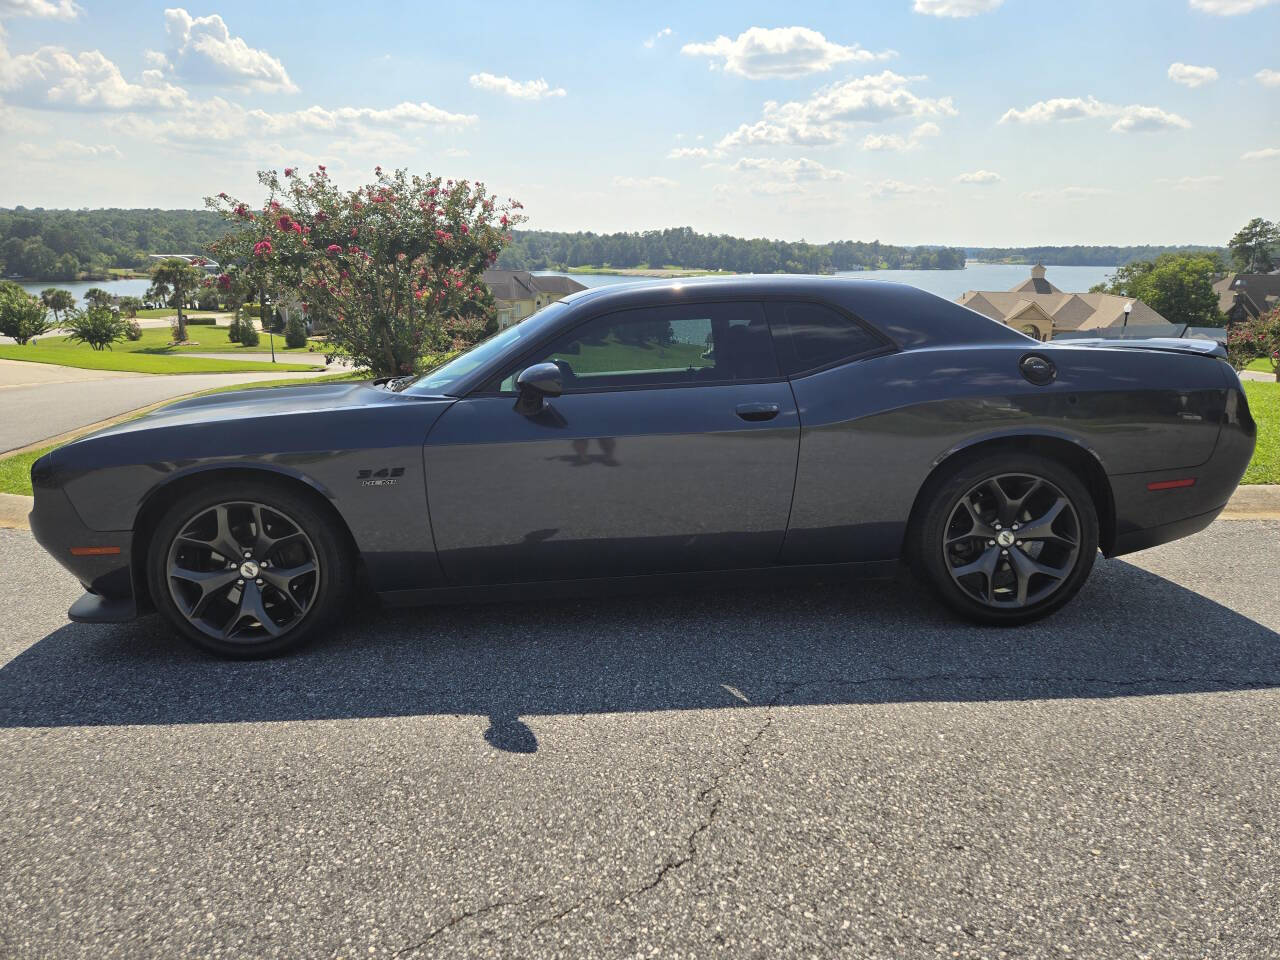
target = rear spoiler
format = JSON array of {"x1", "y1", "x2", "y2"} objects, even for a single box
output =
[{"x1": 1059, "y1": 337, "x2": 1227, "y2": 360}]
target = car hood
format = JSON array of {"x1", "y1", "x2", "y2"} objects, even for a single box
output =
[{"x1": 74, "y1": 380, "x2": 450, "y2": 442}]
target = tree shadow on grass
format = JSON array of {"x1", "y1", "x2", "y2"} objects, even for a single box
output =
[{"x1": 2, "y1": 558, "x2": 1278, "y2": 750}]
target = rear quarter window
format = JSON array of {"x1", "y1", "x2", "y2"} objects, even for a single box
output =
[{"x1": 767, "y1": 301, "x2": 889, "y2": 376}]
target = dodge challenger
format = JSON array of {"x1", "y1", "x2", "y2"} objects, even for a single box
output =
[{"x1": 29, "y1": 276, "x2": 1255, "y2": 658}]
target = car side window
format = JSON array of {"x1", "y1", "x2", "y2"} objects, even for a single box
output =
[
  {"x1": 497, "y1": 302, "x2": 778, "y2": 392},
  {"x1": 767, "y1": 301, "x2": 887, "y2": 376}
]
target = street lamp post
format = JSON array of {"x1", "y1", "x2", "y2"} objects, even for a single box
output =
[{"x1": 1122, "y1": 301, "x2": 1133, "y2": 335}]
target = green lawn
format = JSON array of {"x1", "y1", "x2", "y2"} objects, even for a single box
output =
[
  {"x1": 133, "y1": 308, "x2": 223, "y2": 319},
  {"x1": 0, "y1": 325, "x2": 326, "y2": 373},
  {"x1": 1245, "y1": 357, "x2": 1278, "y2": 375},
  {"x1": 107, "y1": 325, "x2": 317, "y2": 355},
  {"x1": 0, "y1": 343, "x2": 320, "y2": 374},
  {"x1": 0, "y1": 444, "x2": 55, "y2": 498},
  {"x1": 1242, "y1": 380, "x2": 1278, "y2": 485}
]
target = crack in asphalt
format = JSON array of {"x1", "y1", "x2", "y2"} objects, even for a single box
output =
[
  {"x1": 393, "y1": 893, "x2": 547, "y2": 957},
  {"x1": 392, "y1": 669, "x2": 1280, "y2": 950}
]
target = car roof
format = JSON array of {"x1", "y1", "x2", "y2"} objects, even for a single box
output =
[{"x1": 556, "y1": 274, "x2": 1028, "y2": 350}]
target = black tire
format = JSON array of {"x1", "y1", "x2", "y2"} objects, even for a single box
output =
[
  {"x1": 146, "y1": 478, "x2": 352, "y2": 658},
  {"x1": 909, "y1": 452, "x2": 1099, "y2": 626}
]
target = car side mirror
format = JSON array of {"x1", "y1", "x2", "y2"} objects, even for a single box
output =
[{"x1": 514, "y1": 362, "x2": 563, "y2": 414}]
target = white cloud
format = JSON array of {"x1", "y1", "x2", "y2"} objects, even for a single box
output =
[
  {"x1": 442, "y1": 146, "x2": 470, "y2": 157},
  {"x1": 866, "y1": 178, "x2": 942, "y2": 198},
  {"x1": 1241, "y1": 146, "x2": 1280, "y2": 160},
  {"x1": 14, "y1": 138, "x2": 121, "y2": 160},
  {"x1": 1257, "y1": 68, "x2": 1280, "y2": 86},
  {"x1": 667, "y1": 146, "x2": 710, "y2": 158},
  {"x1": 162, "y1": 8, "x2": 295, "y2": 92},
  {"x1": 955, "y1": 169, "x2": 1001, "y2": 184},
  {"x1": 860, "y1": 120, "x2": 940, "y2": 151},
  {"x1": 718, "y1": 70, "x2": 956, "y2": 149},
  {"x1": 731, "y1": 156, "x2": 848, "y2": 181},
  {"x1": 112, "y1": 96, "x2": 476, "y2": 149},
  {"x1": 0, "y1": 0, "x2": 78, "y2": 17},
  {"x1": 0, "y1": 30, "x2": 192, "y2": 110},
  {"x1": 913, "y1": 0, "x2": 1004, "y2": 16},
  {"x1": 1167, "y1": 62, "x2": 1218, "y2": 87},
  {"x1": 1155, "y1": 175, "x2": 1224, "y2": 188},
  {"x1": 644, "y1": 27, "x2": 672, "y2": 49},
  {"x1": 1021, "y1": 185, "x2": 1113, "y2": 201},
  {"x1": 1189, "y1": 0, "x2": 1278, "y2": 13},
  {"x1": 1110, "y1": 105, "x2": 1192, "y2": 132},
  {"x1": 613, "y1": 175, "x2": 678, "y2": 188},
  {"x1": 469, "y1": 72, "x2": 565, "y2": 100},
  {"x1": 681, "y1": 26, "x2": 894, "y2": 78},
  {"x1": 999, "y1": 96, "x2": 1190, "y2": 133}
]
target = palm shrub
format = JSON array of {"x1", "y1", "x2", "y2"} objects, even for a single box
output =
[
  {"x1": 40, "y1": 287, "x2": 76, "y2": 324},
  {"x1": 65, "y1": 305, "x2": 128, "y2": 350},
  {"x1": 0, "y1": 289, "x2": 56, "y2": 344}
]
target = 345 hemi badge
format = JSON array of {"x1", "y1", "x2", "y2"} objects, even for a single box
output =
[{"x1": 358, "y1": 467, "x2": 404, "y2": 487}]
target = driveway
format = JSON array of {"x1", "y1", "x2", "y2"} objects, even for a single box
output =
[
  {"x1": 0, "y1": 518, "x2": 1277, "y2": 959},
  {"x1": 0, "y1": 363, "x2": 330, "y2": 453}
]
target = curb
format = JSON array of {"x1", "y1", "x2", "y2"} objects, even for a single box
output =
[{"x1": 3, "y1": 487, "x2": 1278, "y2": 534}]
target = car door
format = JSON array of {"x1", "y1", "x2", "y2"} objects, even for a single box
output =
[{"x1": 424, "y1": 300, "x2": 800, "y2": 586}]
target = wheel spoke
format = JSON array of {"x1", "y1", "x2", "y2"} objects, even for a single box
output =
[
  {"x1": 1016, "y1": 497, "x2": 1075, "y2": 545},
  {"x1": 170, "y1": 567, "x2": 238, "y2": 617},
  {"x1": 1007, "y1": 547, "x2": 1071, "y2": 605},
  {"x1": 947, "y1": 495, "x2": 996, "y2": 544},
  {"x1": 180, "y1": 504, "x2": 244, "y2": 562},
  {"x1": 950, "y1": 545, "x2": 1000, "y2": 601},
  {"x1": 260, "y1": 561, "x2": 316, "y2": 611},
  {"x1": 225, "y1": 581, "x2": 282, "y2": 638},
  {"x1": 251, "y1": 504, "x2": 304, "y2": 558}
]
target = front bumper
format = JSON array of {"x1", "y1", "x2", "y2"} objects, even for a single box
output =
[{"x1": 29, "y1": 484, "x2": 139, "y2": 623}]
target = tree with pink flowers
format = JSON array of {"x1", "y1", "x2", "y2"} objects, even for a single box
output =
[{"x1": 206, "y1": 166, "x2": 524, "y2": 377}]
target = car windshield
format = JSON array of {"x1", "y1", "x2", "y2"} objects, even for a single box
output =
[{"x1": 399, "y1": 301, "x2": 570, "y2": 395}]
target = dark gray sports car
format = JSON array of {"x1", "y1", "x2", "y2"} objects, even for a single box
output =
[{"x1": 30, "y1": 276, "x2": 1255, "y2": 657}]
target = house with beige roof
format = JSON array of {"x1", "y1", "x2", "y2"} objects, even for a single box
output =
[
  {"x1": 957, "y1": 264, "x2": 1179, "y2": 341},
  {"x1": 483, "y1": 269, "x2": 587, "y2": 329},
  {"x1": 1214, "y1": 272, "x2": 1280, "y2": 326}
]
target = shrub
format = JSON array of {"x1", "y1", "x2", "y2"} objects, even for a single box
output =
[
  {"x1": 0, "y1": 289, "x2": 56, "y2": 344},
  {"x1": 124, "y1": 319, "x2": 143, "y2": 341},
  {"x1": 239, "y1": 321, "x2": 260, "y2": 346},
  {"x1": 284, "y1": 314, "x2": 307, "y2": 348},
  {"x1": 227, "y1": 314, "x2": 242, "y2": 343},
  {"x1": 195, "y1": 287, "x2": 221, "y2": 311},
  {"x1": 66, "y1": 305, "x2": 129, "y2": 350},
  {"x1": 186, "y1": 316, "x2": 217, "y2": 326},
  {"x1": 263, "y1": 310, "x2": 284, "y2": 334}
]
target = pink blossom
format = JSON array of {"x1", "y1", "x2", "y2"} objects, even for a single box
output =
[
  {"x1": 459, "y1": 224, "x2": 469, "y2": 234},
  {"x1": 326, "y1": 244, "x2": 342, "y2": 255},
  {"x1": 350, "y1": 227, "x2": 358, "y2": 237},
  {"x1": 291, "y1": 222, "x2": 303, "y2": 235},
  {"x1": 253, "y1": 239, "x2": 273, "y2": 257},
  {"x1": 218, "y1": 192, "x2": 228, "y2": 200},
  {"x1": 318, "y1": 164, "x2": 326, "y2": 172},
  {"x1": 284, "y1": 167, "x2": 294, "y2": 177},
  {"x1": 277, "y1": 215, "x2": 292, "y2": 231},
  {"x1": 216, "y1": 273, "x2": 231, "y2": 290},
  {"x1": 500, "y1": 214, "x2": 509, "y2": 227},
  {"x1": 270, "y1": 200, "x2": 280, "y2": 211}
]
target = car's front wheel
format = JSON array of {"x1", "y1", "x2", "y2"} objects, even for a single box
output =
[
  {"x1": 146, "y1": 479, "x2": 352, "y2": 658},
  {"x1": 911, "y1": 453, "x2": 1099, "y2": 625}
]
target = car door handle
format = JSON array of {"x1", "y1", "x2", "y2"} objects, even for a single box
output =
[{"x1": 735, "y1": 402, "x2": 780, "y2": 422}]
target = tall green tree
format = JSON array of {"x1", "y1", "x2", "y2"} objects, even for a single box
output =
[
  {"x1": 1092, "y1": 252, "x2": 1223, "y2": 327},
  {"x1": 148, "y1": 257, "x2": 202, "y2": 342},
  {"x1": 1228, "y1": 218, "x2": 1279, "y2": 274},
  {"x1": 40, "y1": 287, "x2": 75, "y2": 324},
  {"x1": 0, "y1": 288, "x2": 56, "y2": 344},
  {"x1": 82, "y1": 287, "x2": 116, "y2": 309}
]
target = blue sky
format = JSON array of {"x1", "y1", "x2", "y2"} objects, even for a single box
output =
[{"x1": 1, "y1": 0, "x2": 1277, "y2": 246}]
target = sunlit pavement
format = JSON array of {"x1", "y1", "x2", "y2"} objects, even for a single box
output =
[{"x1": 1, "y1": 520, "x2": 1277, "y2": 959}]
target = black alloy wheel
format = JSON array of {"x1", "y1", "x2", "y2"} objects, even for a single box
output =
[
  {"x1": 148, "y1": 480, "x2": 351, "y2": 657},
  {"x1": 911, "y1": 453, "x2": 1099, "y2": 625}
]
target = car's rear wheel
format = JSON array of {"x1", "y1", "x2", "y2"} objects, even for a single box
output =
[
  {"x1": 146, "y1": 479, "x2": 351, "y2": 658},
  {"x1": 911, "y1": 453, "x2": 1099, "y2": 625}
]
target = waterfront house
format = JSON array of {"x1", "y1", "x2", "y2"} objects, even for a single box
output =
[
  {"x1": 483, "y1": 270, "x2": 586, "y2": 329},
  {"x1": 1215, "y1": 272, "x2": 1280, "y2": 326},
  {"x1": 957, "y1": 263, "x2": 1178, "y2": 340}
]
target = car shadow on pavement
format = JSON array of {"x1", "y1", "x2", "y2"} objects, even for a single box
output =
[{"x1": 3, "y1": 558, "x2": 1279, "y2": 749}]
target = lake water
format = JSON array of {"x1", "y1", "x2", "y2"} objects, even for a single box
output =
[
  {"x1": 15, "y1": 262, "x2": 1116, "y2": 306},
  {"x1": 536, "y1": 262, "x2": 1115, "y2": 300}
]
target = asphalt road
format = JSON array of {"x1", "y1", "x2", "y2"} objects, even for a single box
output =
[
  {"x1": 0, "y1": 365, "x2": 327, "y2": 453},
  {"x1": 2, "y1": 520, "x2": 1278, "y2": 959}
]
